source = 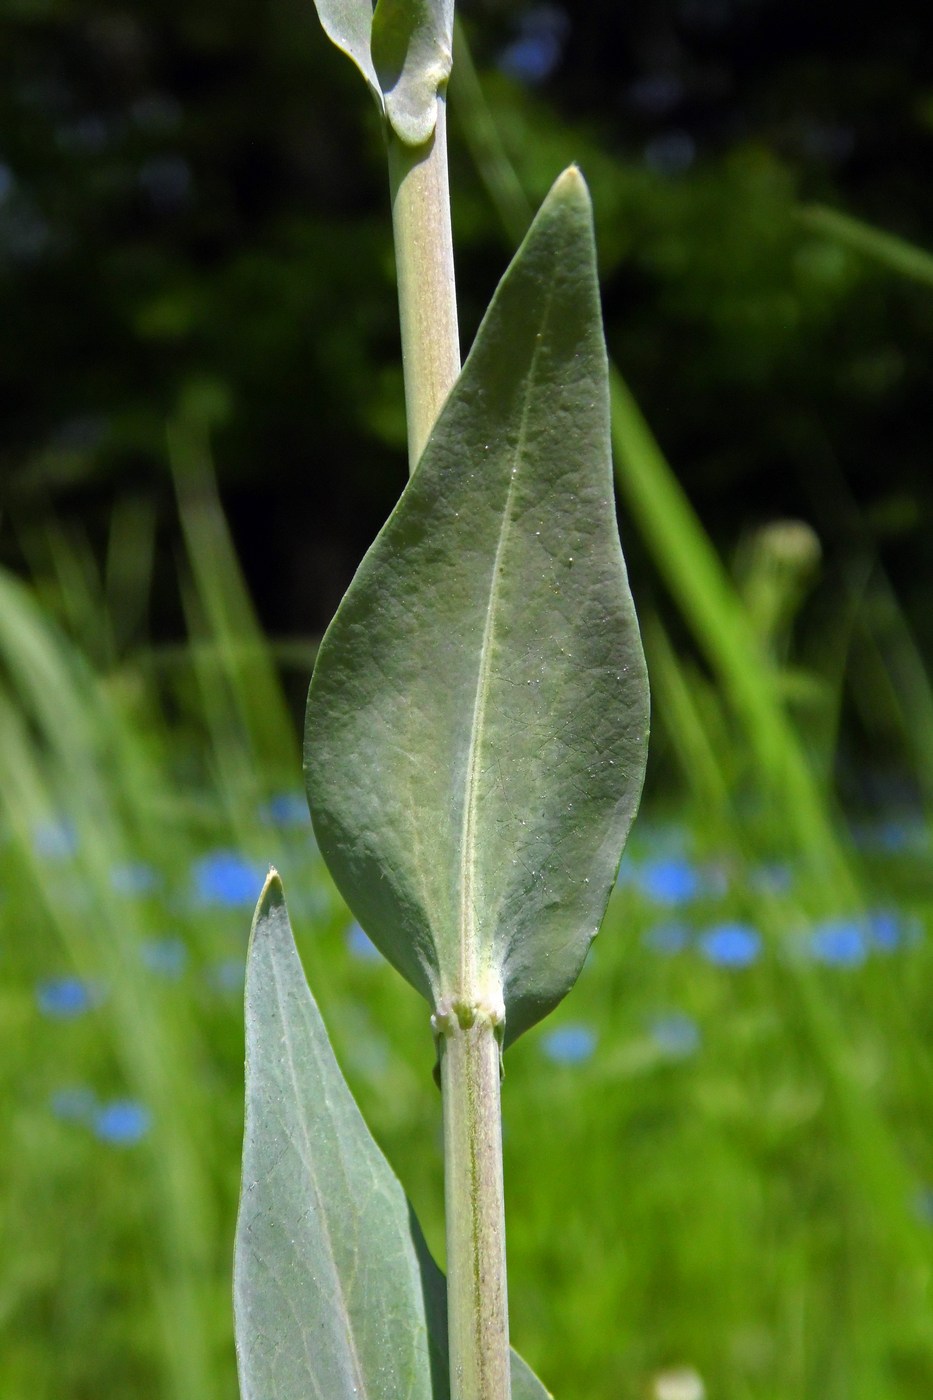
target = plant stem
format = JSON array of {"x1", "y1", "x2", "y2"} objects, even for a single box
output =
[
  {"x1": 387, "y1": 94, "x2": 461, "y2": 474},
  {"x1": 438, "y1": 1014, "x2": 511, "y2": 1400},
  {"x1": 387, "y1": 87, "x2": 509, "y2": 1400}
]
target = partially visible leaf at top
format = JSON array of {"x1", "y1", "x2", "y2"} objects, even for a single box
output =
[
  {"x1": 305, "y1": 168, "x2": 649, "y2": 1046},
  {"x1": 234, "y1": 872, "x2": 552, "y2": 1400},
  {"x1": 372, "y1": 0, "x2": 455, "y2": 145},
  {"x1": 308, "y1": 0, "x2": 384, "y2": 118}
]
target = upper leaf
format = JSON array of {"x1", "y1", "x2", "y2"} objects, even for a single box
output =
[
  {"x1": 372, "y1": 0, "x2": 455, "y2": 146},
  {"x1": 234, "y1": 872, "x2": 552, "y2": 1399},
  {"x1": 305, "y1": 168, "x2": 649, "y2": 1046},
  {"x1": 308, "y1": 0, "x2": 454, "y2": 146},
  {"x1": 307, "y1": 0, "x2": 384, "y2": 118}
]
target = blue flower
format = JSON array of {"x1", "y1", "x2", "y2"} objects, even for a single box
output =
[
  {"x1": 807, "y1": 919, "x2": 867, "y2": 967},
  {"x1": 94, "y1": 1099, "x2": 151, "y2": 1146},
  {"x1": 192, "y1": 850, "x2": 265, "y2": 907},
  {"x1": 111, "y1": 861, "x2": 161, "y2": 897},
  {"x1": 636, "y1": 856, "x2": 702, "y2": 905},
  {"x1": 867, "y1": 908, "x2": 921, "y2": 953},
  {"x1": 258, "y1": 792, "x2": 311, "y2": 827},
  {"x1": 33, "y1": 817, "x2": 78, "y2": 860},
  {"x1": 699, "y1": 922, "x2": 761, "y2": 968},
  {"x1": 36, "y1": 975, "x2": 102, "y2": 1018},
  {"x1": 648, "y1": 1012, "x2": 701, "y2": 1059},
  {"x1": 140, "y1": 937, "x2": 188, "y2": 979},
  {"x1": 643, "y1": 921, "x2": 690, "y2": 955},
  {"x1": 347, "y1": 922, "x2": 382, "y2": 963},
  {"x1": 49, "y1": 1086, "x2": 97, "y2": 1123},
  {"x1": 498, "y1": 5, "x2": 569, "y2": 86},
  {"x1": 852, "y1": 818, "x2": 928, "y2": 855},
  {"x1": 541, "y1": 1024, "x2": 597, "y2": 1065}
]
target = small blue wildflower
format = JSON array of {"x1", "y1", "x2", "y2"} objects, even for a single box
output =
[
  {"x1": 852, "y1": 817, "x2": 929, "y2": 855},
  {"x1": 541, "y1": 1024, "x2": 597, "y2": 1065},
  {"x1": 808, "y1": 919, "x2": 867, "y2": 967},
  {"x1": 258, "y1": 792, "x2": 311, "y2": 827},
  {"x1": 347, "y1": 922, "x2": 382, "y2": 963},
  {"x1": 50, "y1": 1086, "x2": 97, "y2": 1123},
  {"x1": 498, "y1": 5, "x2": 569, "y2": 86},
  {"x1": 36, "y1": 975, "x2": 102, "y2": 1018},
  {"x1": 648, "y1": 1012, "x2": 701, "y2": 1059},
  {"x1": 33, "y1": 817, "x2": 78, "y2": 860},
  {"x1": 867, "y1": 908, "x2": 921, "y2": 954},
  {"x1": 699, "y1": 921, "x2": 761, "y2": 968},
  {"x1": 140, "y1": 937, "x2": 188, "y2": 979},
  {"x1": 111, "y1": 861, "x2": 161, "y2": 897},
  {"x1": 192, "y1": 850, "x2": 265, "y2": 908},
  {"x1": 94, "y1": 1099, "x2": 151, "y2": 1146},
  {"x1": 637, "y1": 856, "x2": 702, "y2": 905},
  {"x1": 643, "y1": 921, "x2": 690, "y2": 955}
]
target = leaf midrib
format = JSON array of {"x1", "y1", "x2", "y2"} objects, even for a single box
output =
[{"x1": 456, "y1": 286, "x2": 555, "y2": 1001}]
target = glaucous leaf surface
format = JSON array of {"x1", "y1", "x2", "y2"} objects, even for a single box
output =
[
  {"x1": 307, "y1": 0, "x2": 453, "y2": 145},
  {"x1": 234, "y1": 872, "x2": 552, "y2": 1400},
  {"x1": 307, "y1": 0, "x2": 383, "y2": 116},
  {"x1": 372, "y1": 0, "x2": 455, "y2": 145},
  {"x1": 305, "y1": 168, "x2": 649, "y2": 1046}
]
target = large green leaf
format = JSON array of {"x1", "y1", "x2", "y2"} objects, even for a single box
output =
[
  {"x1": 372, "y1": 0, "x2": 455, "y2": 145},
  {"x1": 234, "y1": 872, "x2": 551, "y2": 1400},
  {"x1": 305, "y1": 168, "x2": 649, "y2": 1046}
]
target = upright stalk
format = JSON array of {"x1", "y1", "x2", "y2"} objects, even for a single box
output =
[
  {"x1": 387, "y1": 89, "x2": 511, "y2": 1400},
  {"x1": 437, "y1": 1013, "x2": 511, "y2": 1400},
  {"x1": 388, "y1": 93, "x2": 461, "y2": 473}
]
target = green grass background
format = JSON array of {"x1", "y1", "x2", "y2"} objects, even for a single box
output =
[{"x1": 3, "y1": 332, "x2": 933, "y2": 1399}]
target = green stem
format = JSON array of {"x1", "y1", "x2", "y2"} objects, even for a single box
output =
[
  {"x1": 387, "y1": 86, "x2": 509, "y2": 1400},
  {"x1": 388, "y1": 94, "x2": 461, "y2": 474},
  {"x1": 437, "y1": 1013, "x2": 511, "y2": 1400}
]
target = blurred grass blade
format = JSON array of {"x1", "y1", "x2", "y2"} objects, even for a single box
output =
[
  {"x1": 235, "y1": 872, "x2": 552, "y2": 1400},
  {"x1": 608, "y1": 366, "x2": 847, "y2": 880},
  {"x1": 306, "y1": 170, "x2": 649, "y2": 1046},
  {"x1": 0, "y1": 566, "x2": 220, "y2": 1400},
  {"x1": 798, "y1": 204, "x2": 933, "y2": 289},
  {"x1": 168, "y1": 405, "x2": 299, "y2": 780},
  {"x1": 642, "y1": 613, "x2": 731, "y2": 819},
  {"x1": 450, "y1": 17, "x2": 531, "y2": 244}
]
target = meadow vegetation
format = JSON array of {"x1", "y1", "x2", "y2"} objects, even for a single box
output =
[{"x1": 3, "y1": 7, "x2": 933, "y2": 1398}]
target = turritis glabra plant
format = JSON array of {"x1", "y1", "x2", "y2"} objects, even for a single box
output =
[{"x1": 233, "y1": 4, "x2": 650, "y2": 1398}]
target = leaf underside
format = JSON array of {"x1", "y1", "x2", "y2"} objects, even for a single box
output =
[
  {"x1": 308, "y1": 0, "x2": 454, "y2": 145},
  {"x1": 305, "y1": 168, "x2": 649, "y2": 1046},
  {"x1": 234, "y1": 873, "x2": 552, "y2": 1400},
  {"x1": 372, "y1": 0, "x2": 455, "y2": 146},
  {"x1": 308, "y1": 0, "x2": 384, "y2": 116}
]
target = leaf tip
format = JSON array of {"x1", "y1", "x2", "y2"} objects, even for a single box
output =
[
  {"x1": 252, "y1": 866, "x2": 286, "y2": 932},
  {"x1": 552, "y1": 163, "x2": 590, "y2": 206}
]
